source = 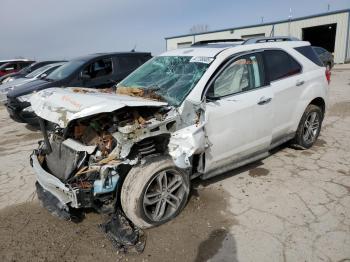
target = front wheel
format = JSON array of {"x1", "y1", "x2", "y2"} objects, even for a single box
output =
[
  {"x1": 121, "y1": 156, "x2": 190, "y2": 229},
  {"x1": 292, "y1": 104, "x2": 323, "y2": 149}
]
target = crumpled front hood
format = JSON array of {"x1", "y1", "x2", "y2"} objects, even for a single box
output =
[{"x1": 30, "y1": 87, "x2": 167, "y2": 128}]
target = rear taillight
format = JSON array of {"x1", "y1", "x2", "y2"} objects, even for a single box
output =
[{"x1": 325, "y1": 69, "x2": 331, "y2": 84}]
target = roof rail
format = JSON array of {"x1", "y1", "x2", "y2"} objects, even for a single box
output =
[
  {"x1": 243, "y1": 36, "x2": 300, "y2": 45},
  {"x1": 191, "y1": 39, "x2": 244, "y2": 46}
]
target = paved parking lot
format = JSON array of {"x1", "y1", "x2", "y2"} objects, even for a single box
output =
[{"x1": 0, "y1": 65, "x2": 349, "y2": 262}]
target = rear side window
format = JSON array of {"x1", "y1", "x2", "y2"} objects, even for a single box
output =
[
  {"x1": 294, "y1": 46, "x2": 324, "y2": 67},
  {"x1": 3, "y1": 62, "x2": 17, "y2": 70},
  {"x1": 264, "y1": 50, "x2": 302, "y2": 82},
  {"x1": 139, "y1": 55, "x2": 152, "y2": 65},
  {"x1": 118, "y1": 56, "x2": 142, "y2": 72},
  {"x1": 18, "y1": 62, "x2": 30, "y2": 69},
  {"x1": 313, "y1": 47, "x2": 326, "y2": 55}
]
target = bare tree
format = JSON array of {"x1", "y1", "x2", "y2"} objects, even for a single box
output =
[{"x1": 190, "y1": 24, "x2": 209, "y2": 34}]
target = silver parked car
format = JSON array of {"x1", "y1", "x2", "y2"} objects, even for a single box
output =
[{"x1": 0, "y1": 62, "x2": 65, "y2": 104}]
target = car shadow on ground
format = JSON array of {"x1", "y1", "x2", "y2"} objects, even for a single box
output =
[
  {"x1": 193, "y1": 141, "x2": 291, "y2": 188},
  {"x1": 24, "y1": 123, "x2": 40, "y2": 131}
]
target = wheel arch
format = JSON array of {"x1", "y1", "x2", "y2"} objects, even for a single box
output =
[
  {"x1": 120, "y1": 154, "x2": 190, "y2": 228},
  {"x1": 292, "y1": 95, "x2": 327, "y2": 133},
  {"x1": 309, "y1": 97, "x2": 326, "y2": 119}
]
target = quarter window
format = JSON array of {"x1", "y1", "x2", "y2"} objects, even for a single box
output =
[
  {"x1": 295, "y1": 46, "x2": 324, "y2": 67},
  {"x1": 264, "y1": 50, "x2": 301, "y2": 82},
  {"x1": 19, "y1": 62, "x2": 31, "y2": 69},
  {"x1": 6, "y1": 63, "x2": 17, "y2": 70},
  {"x1": 208, "y1": 53, "x2": 265, "y2": 98}
]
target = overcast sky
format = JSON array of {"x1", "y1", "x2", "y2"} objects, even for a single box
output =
[{"x1": 0, "y1": 0, "x2": 349, "y2": 60}]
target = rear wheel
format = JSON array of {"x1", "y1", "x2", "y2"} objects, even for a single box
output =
[
  {"x1": 292, "y1": 104, "x2": 323, "y2": 149},
  {"x1": 121, "y1": 156, "x2": 190, "y2": 229}
]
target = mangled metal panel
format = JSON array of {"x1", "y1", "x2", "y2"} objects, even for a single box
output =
[
  {"x1": 168, "y1": 124, "x2": 206, "y2": 168},
  {"x1": 30, "y1": 87, "x2": 167, "y2": 128}
]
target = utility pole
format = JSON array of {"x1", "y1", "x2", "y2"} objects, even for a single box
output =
[
  {"x1": 327, "y1": 3, "x2": 330, "y2": 11},
  {"x1": 261, "y1": 16, "x2": 264, "y2": 24},
  {"x1": 288, "y1": 8, "x2": 292, "y2": 37}
]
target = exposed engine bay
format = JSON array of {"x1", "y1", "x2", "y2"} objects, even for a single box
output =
[{"x1": 36, "y1": 106, "x2": 178, "y2": 210}]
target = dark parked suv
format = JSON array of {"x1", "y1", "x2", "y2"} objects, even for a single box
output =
[{"x1": 6, "y1": 52, "x2": 151, "y2": 125}]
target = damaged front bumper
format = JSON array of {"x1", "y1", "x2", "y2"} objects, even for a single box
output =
[
  {"x1": 31, "y1": 152, "x2": 146, "y2": 252},
  {"x1": 30, "y1": 152, "x2": 80, "y2": 209}
]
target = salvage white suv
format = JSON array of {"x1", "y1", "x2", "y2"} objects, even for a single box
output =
[{"x1": 30, "y1": 37, "x2": 329, "y2": 231}]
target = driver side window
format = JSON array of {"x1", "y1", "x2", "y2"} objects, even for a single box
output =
[{"x1": 209, "y1": 53, "x2": 265, "y2": 98}]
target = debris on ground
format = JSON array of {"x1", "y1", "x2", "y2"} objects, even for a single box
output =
[{"x1": 100, "y1": 210, "x2": 146, "y2": 253}]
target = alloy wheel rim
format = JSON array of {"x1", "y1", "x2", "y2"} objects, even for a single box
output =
[
  {"x1": 143, "y1": 169, "x2": 186, "y2": 222},
  {"x1": 302, "y1": 112, "x2": 320, "y2": 144}
]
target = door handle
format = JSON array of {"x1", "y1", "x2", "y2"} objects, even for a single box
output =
[
  {"x1": 257, "y1": 97, "x2": 272, "y2": 105},
  {"x1": 296, "y1": 80, "x2": 305, "y2": 86}
]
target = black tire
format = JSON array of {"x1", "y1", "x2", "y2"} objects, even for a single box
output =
[
  {"x1": 120, "y1": 155, "x2": 190, "y2": 229},
  {"x1": 292, "y1": 104, "x2": 323, "y2": 149}
]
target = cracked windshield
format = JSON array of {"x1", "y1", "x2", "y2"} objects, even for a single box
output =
[{"x1": 117, "y1": 56, "x2": 212, "y2": 106}]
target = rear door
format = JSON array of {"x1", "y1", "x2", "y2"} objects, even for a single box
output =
[
  {"x1": 263, "y1": 49, "x2": 303, "y2": 146},
  {"x1": 204, "y1": 52, "x2": 273, "y2": 174}
]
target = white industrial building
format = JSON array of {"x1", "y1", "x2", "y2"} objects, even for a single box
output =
[{"x1": 165, "y1": 9, "x2": 350, "y2": 63}]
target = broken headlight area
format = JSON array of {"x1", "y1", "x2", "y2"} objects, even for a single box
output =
[
  {"x1": 36, "y1": 180, "x2": 145, "y2": 253},
  {"x1": 35, "y1": 106, "x2": 175, "y2": 210},
  {"x1": 33, "y1": 106, "x2": 178, "y2": 252},
  {"x1": 31, "y1": 94, "x2": 208, "y2": 252}
]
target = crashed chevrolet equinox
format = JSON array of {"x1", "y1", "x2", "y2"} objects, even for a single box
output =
[{"x1": 30, "y1": 37, "x2": 329, "y2": 230}]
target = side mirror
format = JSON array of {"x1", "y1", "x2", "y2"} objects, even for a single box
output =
[
  {"x1": 205, "y1": 86, "x2": 220, "y2": 102},
  {"x1": 206, "y1": 94, "x2": 220, "y2": 102}
]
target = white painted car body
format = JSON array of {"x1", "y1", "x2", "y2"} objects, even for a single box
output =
[
  {"x1": 30, "y1": 39, "x2": 328, "y2": 213},
  {"x1": 31, "y1": 87, "x2": 167, "y2": 128},
  {"x1": 31, "y1": 40, "x2": 328, "y2": 178}
]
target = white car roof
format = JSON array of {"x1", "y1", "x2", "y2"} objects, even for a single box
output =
[
  {"x1": 0, "y1": 59, "x2": 31, "y2": 62},
  {"x1": 160, "y1": 46, "x2": 233, "y2": 58},
  {"x1": 160, "y1": 40, "x2": 310, "y2": 58}
]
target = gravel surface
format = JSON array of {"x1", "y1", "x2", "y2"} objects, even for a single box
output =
[{"x1": 0, "y1": 65, "x2": 349, "y2": 262}]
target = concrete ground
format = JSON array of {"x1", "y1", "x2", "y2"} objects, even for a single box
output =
[{"x1": 0, "y1": 65, "x2": 349, "y2": 262}]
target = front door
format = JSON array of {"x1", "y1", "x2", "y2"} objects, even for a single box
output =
[{"x1": 204, "y1": 52, "x2": 273, "y2": 175}]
